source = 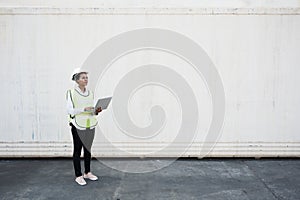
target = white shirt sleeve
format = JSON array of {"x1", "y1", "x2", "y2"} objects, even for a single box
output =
[{"x1": 66, "y1": 90, "x2": 85, "y2": 115}]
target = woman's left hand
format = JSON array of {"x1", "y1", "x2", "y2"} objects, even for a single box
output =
[{"x1": 95, "y1": 107, "x2": 102, "y2": 115}]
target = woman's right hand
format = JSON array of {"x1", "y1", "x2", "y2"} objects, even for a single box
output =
[{"x1": 84, "y1": 107, "x2": 94, "y2": 112}]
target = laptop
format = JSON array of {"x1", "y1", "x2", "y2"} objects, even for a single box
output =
[{"x1": 94, "y1": 97, "x2": 112, "y2": 110}]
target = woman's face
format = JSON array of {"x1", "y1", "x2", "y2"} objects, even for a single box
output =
[{"x1": 76, "y1": 73, "x2": 88, "y2": 87}]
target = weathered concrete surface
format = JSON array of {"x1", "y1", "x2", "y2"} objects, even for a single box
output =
[{"x1": 0, "y1": 158, "x2": 299, "y2": 200}]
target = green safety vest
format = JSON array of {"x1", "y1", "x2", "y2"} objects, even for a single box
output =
[{"x1": 67, "y1": 89, "x2": 98, "y2": 129}]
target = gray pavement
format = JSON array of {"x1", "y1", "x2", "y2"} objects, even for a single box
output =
[{"x1": 0, "y1": 158, "x2": 299, "y2": 200}]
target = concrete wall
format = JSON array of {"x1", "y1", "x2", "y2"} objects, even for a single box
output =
[{"x1": 0, "y1": 1, "x2": 300, "y2": 157}]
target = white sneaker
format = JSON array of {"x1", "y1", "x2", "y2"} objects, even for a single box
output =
[
  {"x1": 75, "y1": 176, "x2": 87, "y2": 186},
  {"x1": 83, "y1": 172, "x2": 98, "y2": 181}
]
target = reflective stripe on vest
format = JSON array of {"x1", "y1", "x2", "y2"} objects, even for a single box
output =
[{"x1": 68, "y1": 89, "x2": 98, "y2": 129}]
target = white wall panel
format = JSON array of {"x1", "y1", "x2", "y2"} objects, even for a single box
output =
[{"x1": 0, "y1": 2, "x2": 299, "y2": 157}]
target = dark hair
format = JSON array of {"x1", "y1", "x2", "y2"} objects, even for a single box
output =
[{"x1": 72, "y1": 72, "x2": 88, "y2": 81}]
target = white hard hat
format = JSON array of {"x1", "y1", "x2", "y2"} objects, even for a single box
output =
[{"x1": 71, "y1": 67, "x2": 88, "y2": 81}]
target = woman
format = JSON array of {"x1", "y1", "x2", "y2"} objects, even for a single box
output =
[{"x1": 66, "y1": 69, "x2": 102, "y2": 186}]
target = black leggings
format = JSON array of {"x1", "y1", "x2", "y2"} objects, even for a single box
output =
[{"x1": 70, "y1": 123, "x2": 95, "y2": 177}]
